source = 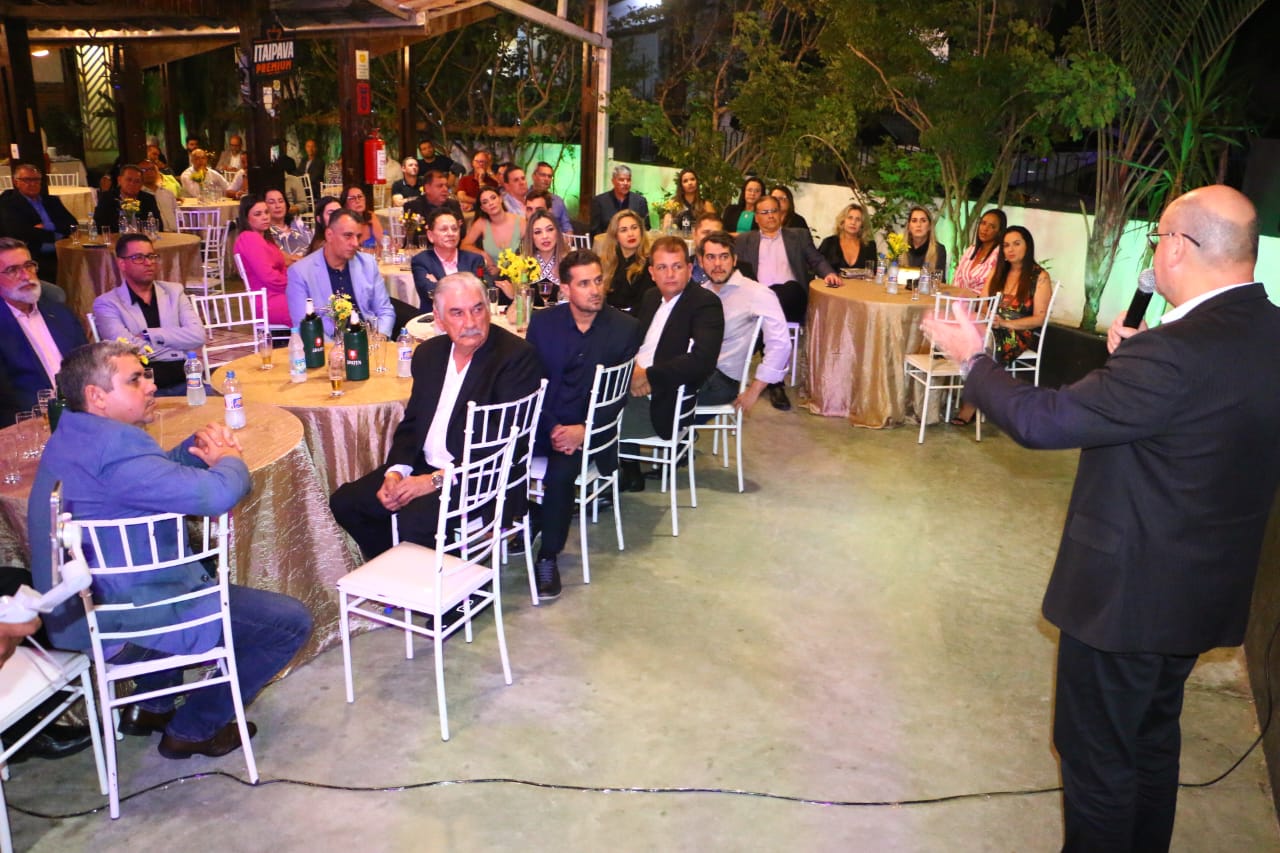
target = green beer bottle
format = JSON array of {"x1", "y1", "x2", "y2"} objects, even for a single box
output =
[
  {"x1": 299, "y1": 297, "x2": 326, "y2": 368},
  {"x1": 343, "y1": 310, "x2": 370, "y2": 382}
]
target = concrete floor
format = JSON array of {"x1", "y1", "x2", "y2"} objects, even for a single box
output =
[{"x1": 7, "y1": 396, "x2": 1280, "y2": 851}]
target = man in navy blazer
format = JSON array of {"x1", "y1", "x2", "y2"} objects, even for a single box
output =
[
  {"x1": 0, "y1": 238, "x2": 88, "y2": 425},
  {"x1": 286, "y1": 209, "x2": 395, "y2": 337},
  {"x1": 409, "y1": 208, "x2": 485, "y2": 312},
  {"x1": 330, "y1": 272, "x2": 542, "y2": 559},
  {"x1": 0, "y1": 163, "x2": 79, "y2": 283},
  {"x1": 618, "y1": 236, "x2": 724, "y2": 491},
  {"x1": 924, "y1": 185, "x2": 1280, "y2": 851},
  {"x1": 28, "y1": 341, "x2": 311, "y2": 759},
  {"x1": 588, "y1": 165, "x2": 650, "y2": 237}
]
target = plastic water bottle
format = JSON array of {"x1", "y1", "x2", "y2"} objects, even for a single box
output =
[
  {"x1": 875, "y1": 254, "x2": 886, "y2": 285},
  {"x1": 222, "y1": 371, "x2": 246, "y2": 429},
  {"x1": 397, "y1": 328, "x2": 413, "y2": 378},
  {"x1": 380, "y1": 234, "x2": 391, "y2": 262},
  {"x1": 184, "y1": 352, "x2": 206, "y2": 406},
  {"x1": 289, "y1": 331, "x2": 307, "y2": 383},
  {"x1": 918, "y1": 263, "x2": 932, "y2": 297},
  {"x1": 887, "y1": 257, "x2": 900, "y2": 294}
]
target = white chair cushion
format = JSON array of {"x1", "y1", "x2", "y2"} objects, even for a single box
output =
[{"x1": 338, "y1": 543, "x2": 492, "y2": 613}]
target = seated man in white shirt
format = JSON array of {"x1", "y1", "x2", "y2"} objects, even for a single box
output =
[
  {"x1": 696, "y1": 231, "x2": 791, "y2": 412},
  {"x1": 179, "y1": 149, "x2": 232, "y2": 199},
  {"x1": 328, "y1": 272, "x2": 542, "y2": 559}
]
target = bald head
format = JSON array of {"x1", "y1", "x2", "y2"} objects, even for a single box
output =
[{"x1": 1155, "y1": 185, "x2": 1258, "y2": 305}]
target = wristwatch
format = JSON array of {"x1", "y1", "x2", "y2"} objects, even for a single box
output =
[{"x1": 431, "y1": 472, "x2": 444, "y2": 491}]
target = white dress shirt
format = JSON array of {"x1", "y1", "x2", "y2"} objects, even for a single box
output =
[{"x1": 636, "y1": 290, "x2": 682, "y2": 369}]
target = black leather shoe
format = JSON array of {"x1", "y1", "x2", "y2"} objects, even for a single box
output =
[
  {"x1": 6, "y1": 724, "x2": 93, "y2": 763},
  {"x1": 158, "y1": 721, "x2": 256, "y2": 760},
  {"x1": 768, "y1": 383, "x2": 792, "y2": 411},
  {"x1": 619, "y1": 462, "x2": 645, "y2": 493},
  {"x1": 118, "y1": 705, "x2": 176, "y2": 737},
  {"x1": 535, "y1": 555, "x2": 562, "y2": 600}
]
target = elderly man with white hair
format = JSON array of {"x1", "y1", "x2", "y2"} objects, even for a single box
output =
[{"x1": 329, "y1": 272, "x2": 543, "y2": 560}]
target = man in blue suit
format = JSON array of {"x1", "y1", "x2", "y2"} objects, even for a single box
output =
[
  {"x1": 409, "y1": 208, "x2": 485, "y2": 312},
  {"x1": 0, "y1": 237, "x2": 87, "y2": 425},
  {"x1": 0, "y1": 163, "x2": 78, "y2": 283},
  {"x1": 28, "y1": 341, "x2": 312, "y2": 760},
  {"x1": 924, "y1": 185, "x2": 1280, "y2": 851},
  {"x1": 286, "y1": 209, "x2": 395, "y2": 337}
]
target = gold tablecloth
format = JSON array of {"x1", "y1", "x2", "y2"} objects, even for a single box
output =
[
  {"x1": 54, "y1": 232, "x2": 201, "y2": 319},
  {"x1": 0, "y1": 399, "x2": 362, "y2": 668},
  {"x1": 805, "y1": 278, "x2": 934, "y2": 429},
  {"x1": 49, "y1": 186, "x2": 94, "y2": 221},
  {"x1": 211, "y1": 351, "x2": 412, "y2": 496}
]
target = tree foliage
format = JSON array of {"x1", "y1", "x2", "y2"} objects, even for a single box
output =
[{"x1": 1073, "y1": 0, "x2": 1265, "y2": 330}]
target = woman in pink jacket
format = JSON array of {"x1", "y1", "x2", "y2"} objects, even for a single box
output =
[{"x1": 233, "y1": 193, "x2": 291, "y2": 327}]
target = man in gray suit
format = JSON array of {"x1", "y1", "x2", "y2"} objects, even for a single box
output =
[
  {"x1": 924, "y1": 185, "x2": 1280, "y2": 852},
  {"x1": 733, "y1": 196, "x2": 839, "y2": 410},
  {"x1": 93, "y1": 233, "x2": 207, "y2": 395}
]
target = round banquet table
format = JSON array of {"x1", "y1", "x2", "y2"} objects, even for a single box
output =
[
  {"x1": 0, "y1": 399, "x2": 361, "y2": 670},
  {"x1": 177, "y1": 197, "x2": 240, "y2": 228},
  {"x1": 805, "y1": 277, "x2": 939, "y2": 429},
  {"x1": 211, "y1": 350, "x2": 415, "y2": 496},
  {"x1": 379, "y1": 261, "x2": 419, "y2": 308},
  {"x1": 49, "y1": 185, "x2": 94, "y2": 221},
  {"x1": 54, "y1": 232, "x2": 200, "y2": 319}
]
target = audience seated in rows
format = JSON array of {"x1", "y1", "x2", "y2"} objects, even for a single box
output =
[
  {"x1": 817, "y1": 202, "x2": 877, "y2": 273},
  {"x1": 410, "y1": 208, "x2": 484, "y2": 313},
  {"x1": 0, "y1": 164, "x2": 78, "y2": 283},
  {"x1": 722, "y1": 177, "x2": 766, "y2": 236},
  {"x1": 597, "y1": 209, "x2": 654, "y2": 314},
  {"x1": 235, "y1": 194, "x2": 295, "y2": 328}
]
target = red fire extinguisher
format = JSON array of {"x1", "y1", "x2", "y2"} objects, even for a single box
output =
[{"x1": 364, "y1": 129, "x2": 387, "y2": 184}]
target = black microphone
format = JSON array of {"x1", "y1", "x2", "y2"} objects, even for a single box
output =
[{"x1": 1123, "y1": 268, "x2": 1157, "y2": 328}]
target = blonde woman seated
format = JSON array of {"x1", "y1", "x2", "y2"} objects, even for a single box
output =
[
  {"x1": 520, "y1": 209, "x2": 571, "y2": 303},
  {"x1": 596, "y1": 209, "x2": 654, "y2": 313},
  {"x1": 900, "y1": 205, "x2": 947, "y2": 274},
  {"x1": 462, "y1": 186, "x2": 524, "y2": 276},
  {"x1": 952, "y1": 208, "x2": 1006, "y2": 293},
  {"x1": 818, "y1": 202, "x2": 877, "y2": 271},
  {"x1": 951, "y1": 225, "x2": 1051, "y2": 425}
]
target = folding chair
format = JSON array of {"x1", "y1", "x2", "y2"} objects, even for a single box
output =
[
  {"x1": 904, "y1": 292, "x2": 1000, "y2": 444},
  {"x1": 338, "y1": 428, "x2": 519, "y2": 741},
  {"x1": 618, "y1": 384, "x2": 698, "y2": 536},
  {"x1": 176, "y1": 208, "x2": 228, "y2": 295},
  {"x1": 72, "y1": 510, "x2": 257, "y2": 818},
  {"x1": 528, "y1": 360, "x2": 634, "y2": 598},
  {"x1": 189, "y1": 288, "x2": 269, "y2": 370},
  {"x1": 1005, "y1": 280, "x2": 1062, "y2": 387},
  {"x1": 693, "y1": 315, "x2": 762, "y2": 493}
]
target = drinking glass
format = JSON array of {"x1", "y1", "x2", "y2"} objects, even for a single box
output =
[
  {"x1": 69, "y1": 224, "x2": 80, "y2": 246},
  {"x1": 865, "y1": 260, "x2": 876, "y2": 279},
  {"x1": 1, "y1": 434, "x2": 21, "y2": 485},
  {"x1": 13, "y1": 411, "x2": 39, "y2": 459},
  {"x1": 87, "y1": 222, "x2": 98, "y2": 242},
  {"x1": 369, "y1": 332, "x2": 387, "y2": 374},
  {"x1": 487, "y1": 286, "x2": 500, "y2": 316},
  {"x1": 327, "y1": 345, "x2": 346, "y2": 397},
  {"x1": 257, "y1": 328, "x2": 275, "y2": 370}
]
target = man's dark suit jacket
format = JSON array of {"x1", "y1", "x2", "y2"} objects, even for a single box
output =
[
  {"x1": 0, "y1": 188, "x2": 78, "y2": 279},
  {"x1": 409, "y1": 247, "x2": 486, "y2": 310},
  {"x1": 388, "y1": 324, "x2": 542, "y2": 516},
  {"x1": 93, "y1": 189, "x2": 164, "y2": 231},
  {"x1": 733, "y1": 227, "x2": 834, "y2": 284},
  {"x1": 634, "y1": 283, "x2": 725, "y2": 439},
  {"x1": 302, "y1": 156, "x2": 326, "y2": 187},
  {"x1": 965, "y1": 282, "x2": 1280, "y2": 656},
  {"x1": 589, "y1": 190, "x2": 650, "y2": 238},
  {"x1": 0, "y1": 294, "x2": 89, "y2": 425}
]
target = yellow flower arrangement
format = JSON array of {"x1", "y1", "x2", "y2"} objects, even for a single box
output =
[
  {"x1": 116, "y1": 337, "x2": 154, "y2": 364},
  {"x1": 120, "y1": 198, "x2": 141, "y2": 215},
  {"x1": 659, "y1": 195, "x2": 684, "y2": 216},
  {"x1": 496, "y1": 248, "x2": 541, "y2": 285},
  {"x1": 328, "y1": 293, "x2": 354, "y2": 328},
  {"x1": 885, "y1": 232, "x2": 909, "y2": 262}
]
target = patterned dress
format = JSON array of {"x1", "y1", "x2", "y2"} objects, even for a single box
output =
[{"x1": 991, "y1": 270, "x2": 1043, "y2": 365}]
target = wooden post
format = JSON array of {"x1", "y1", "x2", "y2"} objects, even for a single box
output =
[
  {"x1": 237, "y1": 0, "x2": 276, "y2": 193},
  {"x1": 397, "y1": 43, "x2": 412, "y2": 164},
  {"x1": 578, "y1": 0, "x2": 607, "y2": 220},
  {"x1": 114, "y1": 44, "x2": 146, "y2": 163},
  {"x1": 1, "y1": 18, "x2": 43, "y2": 166},
  {"x1": 336, "y1": 35, "x2": 370, "y2": 188},
  {"x1": 159, "y1": 61, "x2": 183, "y2": 166}
]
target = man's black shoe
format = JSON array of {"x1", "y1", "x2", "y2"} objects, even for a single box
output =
[
  {"x1": 6, "y1": 723, "x2": 94, "y2": 763},
  {"x1": 158, "y1": 721, "x2": 256, "y2": 760},
  {"x1": 535, "y1": 555, "x2": 562, "y2": 600},
  {"x1": 768, "y1": 383, "x2": 792, "y2": 411},
  {"x1": 619, "y1": 461, "x2": 645, "y2": 492},
  {"x1": 118, "y1": 704, "x2": 176, "y2": 737}
]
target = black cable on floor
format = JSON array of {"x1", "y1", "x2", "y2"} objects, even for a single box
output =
[{"x1": 12, "y1": 618, "x2": 1280, "y2": 822}]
